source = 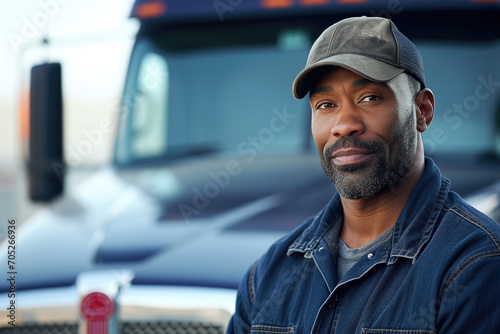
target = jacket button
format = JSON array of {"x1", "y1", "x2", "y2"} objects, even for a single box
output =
[{"x1": 367, "y1": 253, "x2": 374, "y2": 259}]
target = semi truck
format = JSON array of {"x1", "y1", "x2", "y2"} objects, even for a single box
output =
[{"x1": 1, "y1": 0, "x2": 500, "y2": 333}]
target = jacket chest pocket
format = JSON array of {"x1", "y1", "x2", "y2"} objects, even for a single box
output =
[{"x1": 251, "y1": 324, "x2": 295, "y2": 333}]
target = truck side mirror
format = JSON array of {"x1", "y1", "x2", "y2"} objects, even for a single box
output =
[{"x1": 28, "y1": 63, "x2": 64, "y2": 201}]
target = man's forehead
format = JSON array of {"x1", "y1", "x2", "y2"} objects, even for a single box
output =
[{"x1": 309, "y1": 67, "x2": 390, "y2": 98}]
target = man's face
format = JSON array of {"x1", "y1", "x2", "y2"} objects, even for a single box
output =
[{"x1": 309, "y1": 67, "x2": 418, "y2": 200}]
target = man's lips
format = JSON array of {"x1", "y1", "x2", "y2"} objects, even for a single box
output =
[{"x1": 331, "y1": 148, "x2": 373, "y2": 165}]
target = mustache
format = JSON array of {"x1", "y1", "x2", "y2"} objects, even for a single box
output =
[{"x1": 324, "y1": 137, "x2": 381, "y2": 160}]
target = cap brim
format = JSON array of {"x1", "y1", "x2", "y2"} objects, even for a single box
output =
[{"x1": 292, "y1": 54, "x2": 404, "y2": 99}]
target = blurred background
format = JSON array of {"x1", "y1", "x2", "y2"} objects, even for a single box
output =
[{"x1": 0, "y1": 0, "x2": 138, "y2": 226}]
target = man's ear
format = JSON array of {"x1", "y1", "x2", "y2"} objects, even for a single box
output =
[{"x1": 415, "y1": 88, "x2": 435, "y2": 133}]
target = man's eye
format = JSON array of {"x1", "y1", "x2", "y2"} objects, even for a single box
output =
[
  {"x1": 360, "y1": 95, "x2": 381, "y2": 102},
  {"x1": 317, "y1": 102, "x2": 335, "y2": 109}
]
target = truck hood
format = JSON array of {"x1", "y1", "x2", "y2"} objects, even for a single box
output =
[{"x1": 1, "y1": 153, "x2": 334, "y2": 291}]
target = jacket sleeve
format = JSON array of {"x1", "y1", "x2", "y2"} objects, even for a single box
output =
[
  {"x1": 226, "y1": 260, "x2": 258, "y2": 334},
  {"x1": 437, "y1": 254, "x2": 500, "y2": 333}
]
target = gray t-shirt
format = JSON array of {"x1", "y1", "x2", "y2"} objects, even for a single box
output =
[
  {"x1": 337, "y1": 225, "x2": 394, "y2": 279},
  {"x1": 325, "y1": 219, "x2": 394, "y2": 280}
]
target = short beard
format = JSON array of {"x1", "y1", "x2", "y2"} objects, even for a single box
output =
[{"x1": 320, "y1": 120, "x2": 416, "y2": 200}]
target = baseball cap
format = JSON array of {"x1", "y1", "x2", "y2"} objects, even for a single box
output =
[{"x1": 292, "y1": 16, "x2": 425, "y2": 99}]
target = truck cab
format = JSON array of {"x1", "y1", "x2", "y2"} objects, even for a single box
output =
[{"x1": 1, "y1": 1, "x2": 499, "y2": 333}]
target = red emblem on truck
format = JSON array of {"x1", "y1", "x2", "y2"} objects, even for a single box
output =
[{"x1": 80, "y1": 292, "x2": 115, "y2": 334}]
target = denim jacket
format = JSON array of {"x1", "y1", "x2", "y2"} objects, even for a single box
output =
[{"x1": 227, "y1": 158, "x2": 500, "y2": 333}]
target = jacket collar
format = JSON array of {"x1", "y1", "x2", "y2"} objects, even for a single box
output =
[{"x1": 287, "y1": 157, "x2": 450, "y2": 262}]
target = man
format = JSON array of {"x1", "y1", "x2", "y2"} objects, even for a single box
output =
[{"x1": 227, "y1": 16, "x2": 500, "y2": 333}]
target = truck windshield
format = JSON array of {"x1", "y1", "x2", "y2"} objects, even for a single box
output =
[
  {"x1": 114, "y1": 25, "x2": 312, "y2": 165},
  {"x1": 115, "y1": 23, "x2": 500, "y2": 166}
]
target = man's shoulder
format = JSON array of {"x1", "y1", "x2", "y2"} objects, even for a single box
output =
[{"x1": 440, "y1": 190, "x2": 500, "y2": 250}]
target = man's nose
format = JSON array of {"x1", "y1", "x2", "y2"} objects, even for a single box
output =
[{"x1": 330, "y1": 106, "x2": 365, "y2": 138}]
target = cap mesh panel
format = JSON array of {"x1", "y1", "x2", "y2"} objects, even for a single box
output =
[{"x1": 392, "y1": 23, "x2": 425, "y2": 87}]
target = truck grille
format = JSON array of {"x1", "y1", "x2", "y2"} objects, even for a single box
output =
[
  {"x1": 0, "y1": 321, "x2": 224, "y2": 334},
  {"x1": 122, "y1": 321, "x2": 224, "y2": 333},
  {"x1": 0, "y1": 323, "x2": 77, "y2": 334}
]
